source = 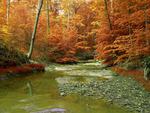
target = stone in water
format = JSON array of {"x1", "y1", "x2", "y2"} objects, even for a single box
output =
[{"x1": 33, "y1": 108, "x2": 66, "y2": 113}]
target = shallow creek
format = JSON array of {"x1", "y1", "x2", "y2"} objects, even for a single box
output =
[{"x1": 0, "y1": 62, "x2": 132, "y2": 113}]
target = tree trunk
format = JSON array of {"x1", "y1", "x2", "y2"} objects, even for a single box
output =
[
  {"x1": 27, "y1": 0, "x2": 43, "y2": 59},
  {"x1": 6, "y1": 0, "x2": 10, "y2": 24},
  {"x1": 144, "y1": 8, "x2": 148, "y2": 32},
  {"x1": 128, "y1": 3, "x2": 132, "y2": 35},
  {"x1": 104, "y1": 0, "x2": 112, "y2": 30},
  {"x1": 143, "y1": 7, "x2": 150, "y2": 46},
  {"x1": 67, "y1": 1, "x2": 70, "y2": 30},
  {"x1": 46, "y1": 0, "x2": 50, "y2": 33},
  {"x1": 110, "y1": 0, "x2": 114, "y2": 14}
]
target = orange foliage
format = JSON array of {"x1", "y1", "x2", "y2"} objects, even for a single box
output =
[
  {"x1": 96, "y1": 0, "x2": 150, "y2": 66},
  {"x1": 1, "y1": 0, "x2": 97, "y2": 63},
  {"x1": 1, "y1": 0, "x2": 150, "y2": 65}
]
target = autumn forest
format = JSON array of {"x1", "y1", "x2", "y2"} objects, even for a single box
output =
[{"x1": 0, "y1": 0, "x2": 150, "y2": 113}]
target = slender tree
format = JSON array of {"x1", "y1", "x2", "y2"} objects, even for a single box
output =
[
  {"x1": 110, "y1": 0, "x2": 114, "y2": 14},
  {"x1": 104, "y1": 0, "x2": 112, "y2": 30},
  {"x1": 67, "y1": 0, "x2": 70, "y2": 30},
  {"x1": 143, "y1": 5, "x2": 149, "y2": 47},
  {"x1": 46, "y1": 0, "x2": 50, "y2": 33},
  {"x1": 6, "y1": 0, "x2": 10, "y2": 23},
  {"x1": 27, "y1": 0, "x2": 43, "y2": 59},
  {"x1": 144, "y1": 6, "x2": 148, "y2": 32}
]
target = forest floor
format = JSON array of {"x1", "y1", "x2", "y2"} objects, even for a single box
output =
[{"x1": 112, "y1": 67, "x2": 150, "y2": 91}]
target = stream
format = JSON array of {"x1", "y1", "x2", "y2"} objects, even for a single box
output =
[{"x1": 0, "y1": 62, "x2": 132, "y2": 113}]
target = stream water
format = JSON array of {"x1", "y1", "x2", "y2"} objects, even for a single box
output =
[{"x1": 0, "y1": 62, "x2": 132, "y2": 113}]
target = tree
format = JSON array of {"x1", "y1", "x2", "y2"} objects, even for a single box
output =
[
  {"x1": 6, "y1": 0, "x2": 10, "y2": 23},
  {"x1": 104, "y1": 0, "x2": 112, "y2": 30},
  {"x1": 46, "y1": 0, "x2": 50, "y2": 33},
  {"x1": 27, "y1": 0, "x2": 43, "y2": 59}
]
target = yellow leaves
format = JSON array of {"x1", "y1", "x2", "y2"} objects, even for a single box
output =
[
  {"x1": 76, "y1": 41, "x2": 88, "y2": 46},
  {"x1": 68, "y1": 50, "x2": 76, "y2": 54},
  {"x1": 1, "y1": 25, "x2": 9, "y2": 34},
  {"x1": 91, "y1": 21, "x2": 100, "y2": 27},
  {"x1": 71, "y1": 15, "x2": 84, "y2": 26},
  {"x1": 0, "y1": 25, "x2": 11, "y2": 43},
  {"x1": 104, "y1": 45, "x2": 114, "y2": 50}
]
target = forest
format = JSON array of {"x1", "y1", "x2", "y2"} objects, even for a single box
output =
[{"x1": 0, "y1": 0, "x2": 150, "y2": 113}]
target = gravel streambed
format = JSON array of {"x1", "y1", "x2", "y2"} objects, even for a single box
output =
[{"x1": 59, "y1": 76, "x2": 150, "y2": 113}]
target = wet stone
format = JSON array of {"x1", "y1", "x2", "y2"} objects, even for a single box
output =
[{"x1": 33, "y1": 108, "x2": 66, "y2": 113}]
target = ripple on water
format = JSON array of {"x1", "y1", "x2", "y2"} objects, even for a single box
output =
[
  {"x1": 65, "y1": 70, "x2": 113, "y2": 78},
  {"x1": 46, "y1": 62, "x2": 113, "y2": 79},
  {"x1": 82, "y1": 62, "x2": 102, "y2": 66}
]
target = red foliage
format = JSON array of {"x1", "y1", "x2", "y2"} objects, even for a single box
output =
[
  {"x1": 0, "y1": 64, "x2": 45, "y2": 75},
  {"x1": 24, "y1": 64, "x2": 45, "y2": 71},
  {"x1": 56, "y1": 57, "x2": 78, "y2": 64}
]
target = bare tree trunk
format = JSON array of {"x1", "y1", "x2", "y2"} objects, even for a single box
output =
[
  {"x1": 46, "y1": 0, "x2": 50, "y2": 33},
  {"x1": 143, "y1": 6, "x2": 150, "y2": 80},
  {"x1": 67, "y1": 1, "x2": 70, "y2": 30},
  {"x1": 128, "y1": 4, "x2": 132, "y2": 35},
  {"x1": 27, "y1": 0, "x2": 43, "y2": 59},
  {"x1": 144, "y1": 8, "x2": 148, "y2": 32},
  {"x1": 144, "y1": 9, "x2": 150, "y2": 46},
  {"x1": 6, "y1": 0, "x2": 10, "y2": 24},
  {"x1": 104, "y1": 0, "x2": 112, "y2": 30},
  {"x1": 110, "y1": 0, "x2": 114, "y2": 14}
]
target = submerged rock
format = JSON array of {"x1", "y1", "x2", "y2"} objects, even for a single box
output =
[{"x1": 33, "y1": 108, "x2": 66, "y2": 113}]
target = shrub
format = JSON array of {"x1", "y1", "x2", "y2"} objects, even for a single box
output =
[{"x1": 143, "y1": 56, "x2": 150, "y2": 80}]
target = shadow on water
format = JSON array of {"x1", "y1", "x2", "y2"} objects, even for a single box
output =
[{"x1": 0, "y1": 62, "x2": 132, "y2": 113}]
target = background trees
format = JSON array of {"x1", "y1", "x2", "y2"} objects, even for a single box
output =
[
  {"x1": 96, "y1": 0, "x2": 150, "y2": 67},
  {"x1": 0, "y1": 0, "x2": 150, "y2": 67}
]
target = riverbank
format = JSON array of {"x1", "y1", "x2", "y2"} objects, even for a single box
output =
[
  {"x1": 0, "y1": 42, "x2": 45, "y2": 77},
  {"x1": 112, "y1": 67, "x2": 150, "y2": 91},
  {"x1": 0, "y1": 64, "x2": 45, "y2": 76},
  {"x1": 59, "y1": 76, "x2": 150, "y2": 113}
]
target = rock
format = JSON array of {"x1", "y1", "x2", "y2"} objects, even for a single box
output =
[
  {"x1": 33, "y1": 108, "x2": 66, "y2": 113},
  {"x1": 58, "y1": 76, "x2": 150, "y2": 113},
  {"x1": 60, "y1": 92, "x2": 66, "y2": 96}
]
